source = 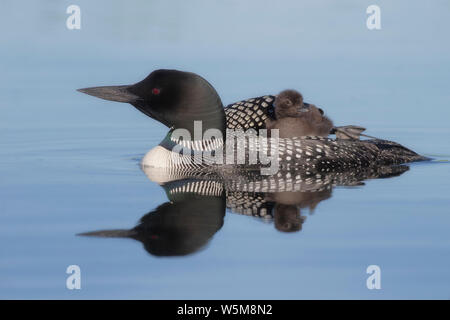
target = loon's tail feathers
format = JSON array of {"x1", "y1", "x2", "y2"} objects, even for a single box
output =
[{"x1": 366, "y1": 139, "x2": 431, "y2": 163}]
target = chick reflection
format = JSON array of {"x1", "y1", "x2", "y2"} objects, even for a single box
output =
[
  {"x1": 227, "y1": 189, "x2": 331, "y2": 233},
  {"x1": 269, "y1": 189, "x2": 331, "y2": 232},
  {"x1": 80, "y1": 183, "x2": 225, "y2": 257},
  {"x1": 273, "y1": 204, "x2": 305, "y2": 232}
]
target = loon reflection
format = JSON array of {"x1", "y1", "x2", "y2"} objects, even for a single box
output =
[{"x1": 80, "y1": 164, "x2": 409, "y2": 257}]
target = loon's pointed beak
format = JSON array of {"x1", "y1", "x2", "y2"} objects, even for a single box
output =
[
  {"x1": 77, "y1": 229, "x2": 137, "y2": 238},
  {"x1": 77, "y1": 85, "x2": 139, "y2": 103}
]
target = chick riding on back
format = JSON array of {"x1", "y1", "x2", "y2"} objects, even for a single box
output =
[{"x1": 265, "y1": 89, "x2": 333, "y2": 138}]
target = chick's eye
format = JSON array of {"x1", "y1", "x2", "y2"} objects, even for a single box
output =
[{"x1": 152, "y1": 88, "x2": 160, "y2": 95}]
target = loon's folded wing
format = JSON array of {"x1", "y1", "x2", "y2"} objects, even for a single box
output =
[{"x1": 224, "y1": 95, "x2": 276, "y2": 130}]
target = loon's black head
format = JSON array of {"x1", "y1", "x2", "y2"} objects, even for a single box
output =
[{"x1": 78, "y1": 69, "x2": 226, "y2": 137}]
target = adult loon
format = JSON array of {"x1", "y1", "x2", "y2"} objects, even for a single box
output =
[{"x1": 78, "y1": 69, "x2": 427, "y2": 175}]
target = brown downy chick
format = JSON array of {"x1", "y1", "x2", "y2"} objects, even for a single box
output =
[{"x1": 266, "y1": 90, "x2": 333, "y2": 138}]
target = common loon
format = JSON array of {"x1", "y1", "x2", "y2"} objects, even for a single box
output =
[
  {"x1": 265, "y1": 89, "x2": 333, "y2": 138},
  {"x1": 78, "y1": 69, "x2": 427, "y2": 175}
]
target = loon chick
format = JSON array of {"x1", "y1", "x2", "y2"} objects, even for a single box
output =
[
  {"x1": 273, "y1": 89, "x2": 304, "y2": 118},
  {"x1": 265, "y1": 90, "x2": 333, "y2": 138}
]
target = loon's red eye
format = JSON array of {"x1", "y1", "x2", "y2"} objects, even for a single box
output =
[{"x1": 152, "y1": 88, "x2": 160, "y2": 95}]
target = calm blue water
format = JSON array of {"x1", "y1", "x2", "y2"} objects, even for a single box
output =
[{"x1": 1, "y1": 1, "x2": 449, "y2": 299}]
